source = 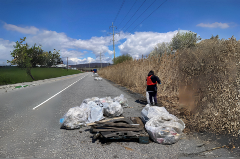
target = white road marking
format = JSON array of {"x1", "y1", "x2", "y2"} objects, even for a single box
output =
[{"x1": 33, "y1": 74, "x2": 88, "y2": 110}]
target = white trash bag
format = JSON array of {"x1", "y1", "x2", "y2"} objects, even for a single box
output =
[
  {"x1": 145, "y1": 115, "x2": 185, "y2": 145},
  {"x1": 60, "y1": 94, "x2": 128, "y2": 129},
  {"x1": 61, "y1": 106, "x2": 88, "y2": 129},
  {"x1": 113, "y1": 94, "x2": 128, "y2": 107},
  {"x1": 92, "y1": 73, "x2": 99, "y2": 77},
  {"x1": 61, "y1": 102, "x2": 105, "y2": 129},
  {"x1": 83, "y1": 97, "x2": 102, "y2": 106},
  {"x1": 100, "y1": 97, "x2": 113, "y2": 104},
  {"x1": 103, "y1": 101, "x2": 123, "y2": 117},
  {"x1": 141, "y1": 104, "x2": 169, "y2": 123},
  {"x1": 94, "y1": 77, "x2": 102, "y2": 81},
  {"x1": 86, "y1": 101, "x2": 104, "y2": 123}
]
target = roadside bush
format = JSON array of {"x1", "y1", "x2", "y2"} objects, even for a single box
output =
[
  {"x1": 149, "y1": 42, "x2": 171, "y2": 57},
  {"x1": 113, "y1": 54, "x2": 133, "y2": 65}
]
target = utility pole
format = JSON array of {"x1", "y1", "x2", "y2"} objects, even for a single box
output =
[
  {"x1": 100, "y1": 52, "x2": 102, "y2": 68},
  {"x1": 99, "y1": 52, "x2": 103, "y2": 68},
  {"x1": 67, "y1": 57, "x2": 68, "y2": 71},
  {"x1": 96, "y1": 52, "x2": 104, "y2": 69},
  {"x1": 109, "y1": 22, "x2": 119, "y2": 64}
]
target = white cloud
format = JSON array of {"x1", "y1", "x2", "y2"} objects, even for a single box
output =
[
  {"x1": 1, "y1": 22, "x2": 182, "y2": 65},
  {"x1": 27, "y1": 30, "x2": 114, "y2": 57},
  {"x1": 3, "y1": 23, "x2": 39, "y2": 34},
  {"x1": 67, "y1": 36, "x2": 113, "y2": 54},
  {"x1": 66, "y1": 57, "x2": 94, "y2": 65},
  {"x1": 66, "y1": 56, "x2": 113, "y2": 65},
  {"x1": 196, "y1": 22, "x2": 229, "y2": 29},
  {"x1": 2, "y1": 22, "x2": 114, "y2": 58},
  {"x1": 0, "y1": 38, "x2": 15, "y2": 65},
  {"x1": 60, "y1": 49, "x2": 84, "y2": 59},
  {"x1": 27, "y1": 30, "x2": 69, "y2": 51},
  {"x1": 118, "y1": 31, "x2": 178, "y2": 59}
]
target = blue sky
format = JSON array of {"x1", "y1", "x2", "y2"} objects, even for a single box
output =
[{"x1": 0, "y1": 0, "x2": 239, "y2": 65}]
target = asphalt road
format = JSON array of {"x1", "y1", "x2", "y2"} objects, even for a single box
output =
[{"x1": 0, "y1": 72, "x2": 239, "y2": 159}]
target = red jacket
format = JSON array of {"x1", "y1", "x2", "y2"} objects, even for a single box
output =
[
  {"x1": 147, "y1": 75, "x2": 157, "y2": 85},
  {"x1": 146, "y1": 74, "x2": 161, "y2": 92}
]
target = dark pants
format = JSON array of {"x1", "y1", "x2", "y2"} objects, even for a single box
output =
[{"x1": 149, "y1": 91, "x2": 157, "y2": 104}]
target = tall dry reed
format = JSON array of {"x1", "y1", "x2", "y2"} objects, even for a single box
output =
[{"x1": 99, "y1": 37, "x2": 240, "y2": 135}]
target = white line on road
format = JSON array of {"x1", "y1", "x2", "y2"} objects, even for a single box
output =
[{"x1": 33, "y1": 74, "x2": 88, "y2": 110}]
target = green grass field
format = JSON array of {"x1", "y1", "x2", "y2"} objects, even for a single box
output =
[{"x1": 0, "y1": 66, "x2": 83, "y2": 85}]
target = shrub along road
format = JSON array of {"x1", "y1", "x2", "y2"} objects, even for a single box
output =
[{"x1": 0, "y1": 72, "x2": 238, "y2": 158}]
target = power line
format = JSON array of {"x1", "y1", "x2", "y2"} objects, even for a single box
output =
[
  {"x1": 113, "y1": 0, "x2": 125, "y2": 24},
  {"x1": 124, "y1": 0, "x2": 157, "y2": 32},
  {"x1": 121, "y1": 0, "x2": 147, "y2": 31},
  {"x1": 117, "y1": 0, "x2": 137, "y2": 28},
  {"x1": 130, "y1": 0, "x2": 168, "y2": 33}
]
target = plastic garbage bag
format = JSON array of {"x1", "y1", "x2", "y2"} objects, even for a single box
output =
[
  {"x1": 83, "y1": 97, "x2": 102, "y2": 106},
  {"x1": 113, "y1": 94, "x2": 128, "y2": 107},
  {"x1": 103, "y1": 101, "x2": 123, "y2": 117},
  {"x1": 94, "y1": 77, "x2": 102, "y2": 81},
  {"x1": 61, "y1": 94, "x2": 128, "y2": 129},
  {"x1": 100, "y1": 97, "x2": 113, "y2": 104},
  {"x1": 101, "y1": 102, "x2": 110, "y2": 109},
  {"x1": 145, "y1": 115, "x2": 185, "y2": 145},
  {"x1": 92, "y1": 73, "x2": 99, "y2": 77},
  {"x1": 61, "y1": 106, "x2": 88, "y2": 129},
  {"x1": 83, "y1": 98, "x2": 92, "y2": 104},
  {"x1": 146, "y1": 92, "x2": 154, "y2": 105},
  {"x1": 79, "y1": 102, "x2": 93, "y2": 117},
  {"x1": 79, "y1": 102, "x2": 91, "y2": 110},
  {"x1": 141, "y1": 104, "x2": 169, "y2": 123},
  {"x1": 86, "y1": 101, "x2": 104, "y2": 123},
  {"x1": 61, "y1": 102, "x2": 105, "y2": 129}
]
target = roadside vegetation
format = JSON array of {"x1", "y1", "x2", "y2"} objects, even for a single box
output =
[
  {"x1": 7, "y1": 37, "x2": 62, "y2": 80},
  {"x1": 0, "y1": 37, "x2": 82, "y2": 85},
  {"x1": 0, "y1": 67, "x2": 82, "y2": 85},
  {"x1": 99, "y1": 31, "x2": 240, "y2": 136},
  {"x1": 113, "y1": 53, "x2": 133, "y2": 65}
]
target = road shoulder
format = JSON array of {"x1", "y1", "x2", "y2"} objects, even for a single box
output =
[{"x1": 102, "y1": 77, "x2": 240, "y2": 158}]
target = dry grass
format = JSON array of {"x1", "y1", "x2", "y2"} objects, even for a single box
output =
[{"x1": 99, "y1": 37, "x2": 240, "y2": 136}]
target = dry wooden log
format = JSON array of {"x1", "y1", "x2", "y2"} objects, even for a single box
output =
[
  {"x1": 92, "y1": 127, "x2": 143, "y2": 132},
  {"x1": 86, "y1": 117, "x2": 124, "y2": 126},
  {"x1": 93, "y1": 123, "x2": 140, "y2": 128}
]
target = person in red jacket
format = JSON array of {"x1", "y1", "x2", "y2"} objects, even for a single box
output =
[{"x1": 146, "y1": 70, "x2": 161, "y2": 106}]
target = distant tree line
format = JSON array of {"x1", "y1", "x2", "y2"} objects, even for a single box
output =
[{"x1": 7, "y1": 37, "x2": 62, "y2": 80}]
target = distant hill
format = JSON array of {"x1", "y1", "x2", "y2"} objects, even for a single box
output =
[{"x1": 69, "y1": 63, "x2": 112, "y2": 68}]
